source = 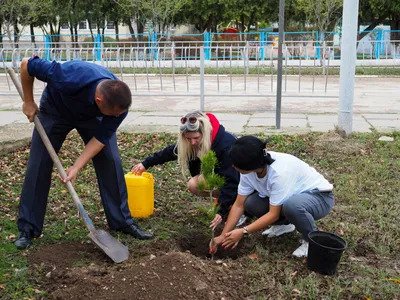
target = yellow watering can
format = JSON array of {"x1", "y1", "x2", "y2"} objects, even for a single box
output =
[{"x1": 124, "y1": 172, "x2": 154, "y2": 218}]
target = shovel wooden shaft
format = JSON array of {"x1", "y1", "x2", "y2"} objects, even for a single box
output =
[{"x1": 7, "y1": 67, "x2": 95, "y2": 232}]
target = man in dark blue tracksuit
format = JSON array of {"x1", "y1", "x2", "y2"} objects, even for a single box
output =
[{"x1": 15, "y1": 56, "x2": 153, "y2": 249}]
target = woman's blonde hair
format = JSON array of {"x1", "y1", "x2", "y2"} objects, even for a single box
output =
[{"x1": 174, "y1": 111, "x2": 213, "y2": 176}]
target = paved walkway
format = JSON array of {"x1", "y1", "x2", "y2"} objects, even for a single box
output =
[
  {"x1": 0, "y1": 110, "x2": 398, "y2": 155},
  {"x1": 1, "y1": 75, "x2": 400, "y2": 114},
  {"x1": 0, "y1": 75, "x2": 399, "y2": 154}
]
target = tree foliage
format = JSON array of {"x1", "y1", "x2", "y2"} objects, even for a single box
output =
[
  {"x1": 198, "y1": 150, "x2": 224, "y2": 261},
  {"x1": 0, "y1": 0, "x2": 31, "y2": 46},
  {"x1": 2, "y1": 0, "x2": 400, "y2": 42},
  {"x1": 359, "y1": 0, "x2": 400, "y2": 39},
  {"x1": 297, "y1": 0, "x2": 342, "y2": 34}
]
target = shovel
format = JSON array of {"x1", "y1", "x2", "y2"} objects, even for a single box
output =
[{"x1": 7, "y1": 67, "x2": 129, "y2": 263}]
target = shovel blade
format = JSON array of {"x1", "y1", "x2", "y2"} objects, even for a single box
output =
[{"x1": 88, "y1": 229, "x2": 129, "y2": 263}]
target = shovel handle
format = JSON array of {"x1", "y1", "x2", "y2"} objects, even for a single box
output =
[{"x1": 7, "y1": 67, "x2": 95, "y2": 232}]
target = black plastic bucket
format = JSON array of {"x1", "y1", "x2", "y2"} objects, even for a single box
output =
[{"x1": 307, "y1": 231, "x2": 347, "y2": 275}]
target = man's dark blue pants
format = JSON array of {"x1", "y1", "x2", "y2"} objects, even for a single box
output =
[{"x1": 17, "y1": 108, "x2": 133, "y2": 237}]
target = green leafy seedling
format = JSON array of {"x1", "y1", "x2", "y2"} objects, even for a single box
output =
[{"x1": 198, "y1": 150, "x2": 225, "y2": 260}]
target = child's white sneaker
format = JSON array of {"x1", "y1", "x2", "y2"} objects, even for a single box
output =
[
  {"x1": 236, "y1": 215, "x2": 247, "y2": 227},
  {"x1": 292, "y1": 240, "x2": 309, "y2": 258},
  {"x1": 262, "y1": 224, "x2": 296, "y2": 237}
]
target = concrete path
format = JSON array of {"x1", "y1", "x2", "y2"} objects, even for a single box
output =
[
  {"x1": 1, "y1": 110, "x2": 398, "y2": 155},
  {"x1": 0, "y1": 75, "x2": 398, "y2": 154},
  {"x1": 0, "y1": 75, "x2": 399, "y2": 114}
]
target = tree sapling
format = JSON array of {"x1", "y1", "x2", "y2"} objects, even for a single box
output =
[{"x1": 198, "y1": 150, "x2": 225, "y2": 260}]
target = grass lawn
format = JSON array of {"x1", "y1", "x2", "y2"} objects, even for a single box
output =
[
  {"x1": 0, "y1": 131, "x2": 399, "y2": 299},
  {"x1": 106, "y1": 67, "x2": 400, "y2": 77},
  {"x1": 2, "y1": 67, "x2": 400, "y2": 77}
]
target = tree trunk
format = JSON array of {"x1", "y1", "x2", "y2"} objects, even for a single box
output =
[
  {"x1": 247, "y1": 22, "x2": 252, "y2": 33},
  {"x1": 52, "y1": 24, "x2": 61, "y2": 47},
  {"x1": 74, "y1": 25, "x2": 78, "y2": 57},
  {"x1": 240, "y1": 15, "x2": 245, "y2": 41},
  {"x1": 69, "y1": 26, "x2": 74, "y2": 48},
  {"x1": 249, "y1": 12, "x2": 255, "y2": 33},
  {"x1": 127, "y1": 19, "x2": 135, "y2": 37},
  {"x1": 390, "y1": 17, "x2": 400, "y2": 41},
  {"x1": 74, "y1": 25, "x2": 78, "y2": 43},
  {"x1": 101, "y1": 27, "x2": 105, "y2": 46},
  {"x1": 212, "y1": 21, "x2": 217, "y2": 33},
  {"x1": 40, "y1": 25, "x2": 49, "y2": 36},
  {"x1": 137, "y1": 21, "x2": 144, "y2": 34},
  {"x1": 88, "y1": 20, "x2": 95, "y2": 42},
  {"x1": 196, "y1": 21, "x2": 207, "y2": 33},
  {"x1": 358, "y1": 18, "x2": 386, "y2": 40},
  {"x1": 13, "y1": 21, "x2": 19, "y2": 48},
  {"x1": 319, "y1": 31, "x2": 326, "y2": 73},
  {"x1": 49, "y1": 23, "x2": 54, "y2": 48},
  {"x1": 0, "y1": 22, "x2": 3, "y2": 48},
  {"x1": 137, "y1": 20, "x2": 145, "y2": 47},
  {"x1": 30, "y1": 24, "x2": 36, "y2": 48},
  {"x1": 115, "y1": 21, "x2": 119, "y2": 42}
]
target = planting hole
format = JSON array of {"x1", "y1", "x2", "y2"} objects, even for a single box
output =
[{"x1": 177, "y1": 231, "x2": 245, "y2": 260}]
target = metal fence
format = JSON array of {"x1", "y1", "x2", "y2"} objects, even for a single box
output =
[
  {"x1": 1, "y1": 42, "x2": 399, "y2": 110},
  {"x1": 2, "y1": 39, "x2": 400, "y2": 62}
]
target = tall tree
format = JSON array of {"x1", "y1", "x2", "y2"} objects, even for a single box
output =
[
  {"x1": 0, "y1": 0, "x2": 34, "y2": 48},
  {"x1": 230, "y1": 0, "x2": 278, "y2": 32},
  {"x1": 142, "y1": 0, "x2": 185, "y2": 35},
  {"x1": 359, "y1": 0, "x2": 400, "y2": 40},
  {"x1": 65, "y1": 0, "x2": 86, "y2": 47},
  {"x1": 297, "y1": 0, "x2": 342, "y2": 38},
  {"x1": 176, "y1": 0, "x2": 235, "y2": 33},
  {"x1": 296, "y1": 0, "x2": 342, "y2": 69}
]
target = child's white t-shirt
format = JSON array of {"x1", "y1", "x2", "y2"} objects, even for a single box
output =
[{"x1": 237, "y1": 151, "x2": 333, "y2": 206}]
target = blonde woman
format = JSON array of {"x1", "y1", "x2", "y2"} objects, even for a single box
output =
[{"x1": 132, "y1": 111, "x2": 241, "y2": 229}]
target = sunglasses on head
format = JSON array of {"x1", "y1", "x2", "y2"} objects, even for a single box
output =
[{"x1": 180, "y1": 116, "x2": 198, "y2": 124}]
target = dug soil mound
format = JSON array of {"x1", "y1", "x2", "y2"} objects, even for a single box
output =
[
  {"x1": 313, "y1": 132, "x2": 367, "y2": 156},
  {"x1": 29, "y1": 242, "x2": 250, "y2": 300}
]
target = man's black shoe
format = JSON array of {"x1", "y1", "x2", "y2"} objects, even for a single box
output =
[
  {"x1": 14, "y1": 231, "x2": 33, "y2": 250},
  {"x1": 118, "y1": 224, "x2": 154, "y2": 240}
]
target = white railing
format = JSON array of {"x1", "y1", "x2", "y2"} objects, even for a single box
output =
[{"x1": 1, "y1": 43, "x2": 399, "y2": 102}]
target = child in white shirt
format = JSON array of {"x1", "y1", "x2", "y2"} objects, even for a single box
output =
[{"x1": 210, "y1": 136, "x2": 334, "y2": 257}]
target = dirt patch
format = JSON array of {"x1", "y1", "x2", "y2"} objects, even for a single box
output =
[
  {"x1": 353, "y1": 238, "x2": 374, "y2": 257},
  {"x1": 29, "y1": 242, "x2": 108, "y2": 269},
  {"x1": 313, "y1": 132, "x2": 366, "y2": 156},
  {"x1": 177, "y1": 231, "x2": 248, "y2": 260},
  {"x1": 29, "y1": 242, "x2": 249, "y2": 300},
  {"x1": 27, "y1": 233, "x2": 253, "y2": 299}
]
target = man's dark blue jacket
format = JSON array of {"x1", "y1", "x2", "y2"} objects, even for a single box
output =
[{"x1": 28, "y1": 56, "x2": 127, "y2": 144}]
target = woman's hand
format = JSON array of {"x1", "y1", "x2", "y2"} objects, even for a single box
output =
[
  {"x1": 209, "y1": 234, "x2": 224, "y2": 254},
  {"x1": 131, "y1": 163, "x2": 146, "y2": 175},
  {"x1": 221, "y1": 229, "x2": 244, "y2": 250},
  {"x1": 209, "y1": 214, "x2": 223, "y2": 230}
]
